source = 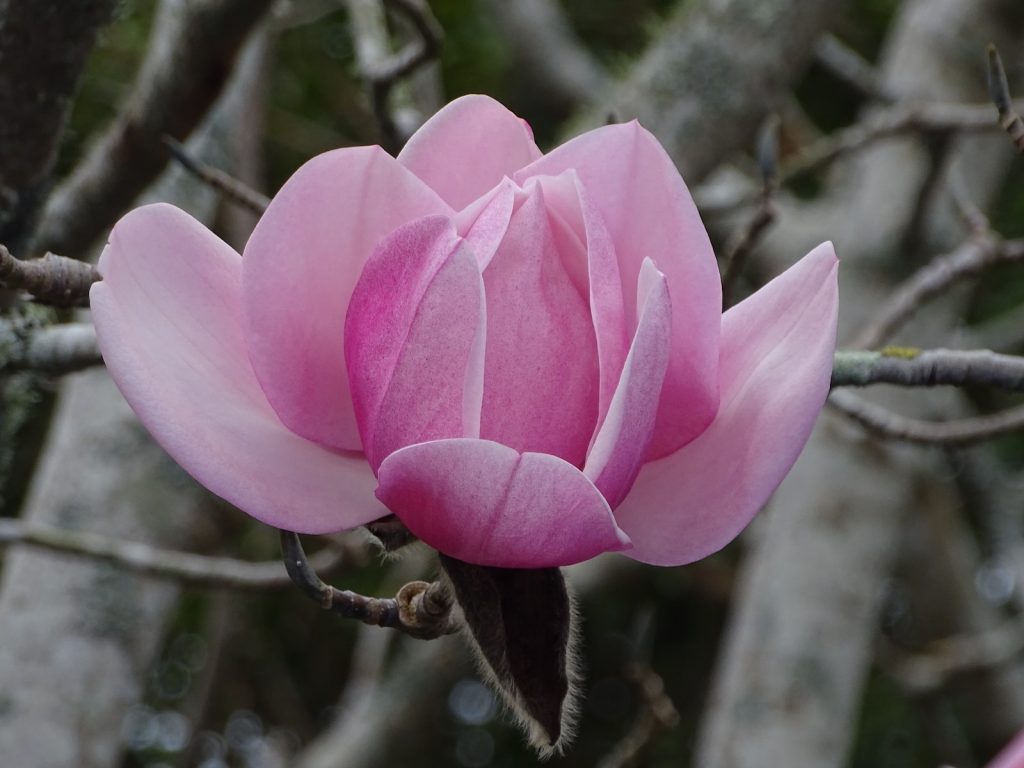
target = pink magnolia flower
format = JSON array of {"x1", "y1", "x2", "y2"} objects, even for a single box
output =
[{"x1": 91, "y1": 95, "x2": 838, "y2": 569}]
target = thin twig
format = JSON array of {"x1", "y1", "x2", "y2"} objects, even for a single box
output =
[
  {"x1": 596, "y1": 663, "x2": 680, "y2": 768},
  {"x1": 879, "y1": 619, "x2": 1024, "y2": 695},
  {"x1": 0, "y1": 519, "x2": 345, "y2": 590},
  {"x1": 701, "y1": 99, "x2": 1024, "y2": 217},
  {"x1": 831, "y1": 348, "x2": 1024, "y2": 392},
  {"x1": 163, "y1": 136, "x2": 269, "y2": 214},
  {"x1": 815, "y1": 34, "x2": 895, "y2": 103},
  {"x1": 280, "y1": 530, "x2": 456, "y2": 639},
  {"x1": 721, "y1": 116, "x2": 780, "y2": 306},
  {"x1": 855, "y1": 236, "x2": 1024, "y2": 349},
  {"x1": 987, "y1": 44, "x2": 1024, "y2": 153},
  {"x1": 349, "y1": 0, "x2": 443, "y2": 151},
  {"x1": 0, "y1": 245, "x2": 99, "y2": 307},
  {"x1": 829, "y1": 389, "x2": 1024, "y2": 446}
]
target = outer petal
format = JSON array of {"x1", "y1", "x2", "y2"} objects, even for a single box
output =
[
  {"x1": 375, "y1": 438, "x2": 631, "y2": 567},
  {"x1": 479, "y1": 184, "x2": 599, "y2": 466},
  {"x1": 91, "y1": 204, "x2": 382, "y2": 533},
  {"x1": 613, "y1": 243, "x2": 839, "y2": 566},
  {"x1": 584, "y1": 260, "x2": 671, "y2": 508},
  {"x1": 515, "y1": 122, "x2": 721, "y2": 458},
  {"x1": 345, "y1": 216, "x2": 486, "y2": 472},
  {"x1": 242, "y1": 146, "x2": 451, "y2": 452},
  {"x1": 398, "y1": 95, "x2": 542, "y2": 210}
]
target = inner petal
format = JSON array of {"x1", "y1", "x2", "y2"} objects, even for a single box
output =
[{"x1": 479, "y1": 184, "x2": 599, "y2": 466}]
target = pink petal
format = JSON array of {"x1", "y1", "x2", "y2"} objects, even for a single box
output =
[
  {"x1": 398, "y1": 95, "x2": 542, "y2": 210},
  {"x1": 242, "y1": 146, "x2": 451, "y2": 452},
  {"x1": 584, "y1": 260, "x2": 672, "y2": 508},
  {"x1": 988, "y1": 730, "x2": 1024, "y2": 768},
  {"x1": 612, "y1": 243, "x2": 839, "y2": 566},
  {"x1": 91, "y1": 204, "x2": 382, "y2": 533},
  {"x1": 515, "y1": 121, "x2": 721, "y2": 458},
  {"x1": 375, "y1": 438, "x2": 631, "y2": 567},
  {"x1": 479, "y1": 183, "x2": 599, "y2": 466},
  {"x1": 453, "y1": 177, "x2": 516, "y2": 270},
  {"x1": 527, "y1": 172, "x2": 630, "y2": 437},
  {"x1": 345, "y1": 216, "x2": 486, "y2": 472}
]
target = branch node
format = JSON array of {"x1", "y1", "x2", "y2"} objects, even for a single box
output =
[{"x1": 0, "y1": 245, "x2": 100, "y2": 307}]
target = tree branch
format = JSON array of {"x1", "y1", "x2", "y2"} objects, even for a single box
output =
[
  {"x1": 33, "y1": 0, "x2": 275, "y2": 257},
  {"x1": 855, "y1": 235, "x2": 1024, "y2": 349},
  {"x1": 347, "y1": 0, "x2": 443, "y2": 151},
  {"x1": 0, "y1": 322, "x2": 101, "y2": 375},
  {"x1": 0, "y1": 519, "x2": 346, "y2": 590},
  {"x1": 0, "y1": 245, "x2": 99, "y2": 307},
  {"x1": 280, "y1": 531, "x2": 456, "y2": 640},
  {"x1": 832, "y1": 348, "x2": 1024, "y2": 392},
  {"x1": 829, "y1": 389, "x2": 1024, "y2": 446}
]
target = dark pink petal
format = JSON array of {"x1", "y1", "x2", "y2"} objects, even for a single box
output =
[
  {"x1": 91, "y1": 204, "x2": 383, "y2": 533},
  {"x1": 345, "y1": 216, "x2": 486, "y2": 471},
  {"x1": 242, "y1": 146, "x2": 451, "y2": 453},
  {"x1": 515, "y1": 122, "x2": 721, "y2": 458},
  {"x1": 584, "y1": 260, "x2": 671, "y2": 508},
  {"x1": 398, "y1": 95, "x2": 542, "y2": 210},
  {"x1": 612, "y1": 243, "x2": 839, "y2": 566},
  {"x1": 375, "y1": 438, "x2": 631, "y2": 567},
  {"x1": 479, "y1": 184, "x2": 599, "y2": 466}
]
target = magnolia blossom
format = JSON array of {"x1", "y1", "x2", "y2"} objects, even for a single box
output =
[{"x1": 91, "y1": 95, "x2": 838, "y2": 569}]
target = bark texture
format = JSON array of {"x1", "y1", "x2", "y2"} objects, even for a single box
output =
[{"x1": 0, "y1": 0, "x2": 118, "y2": 253}]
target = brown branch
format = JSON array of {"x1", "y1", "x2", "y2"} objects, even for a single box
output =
[
  {"x1": 987, "y1": 44, "x2": 1024, "y2": 153},
  {"x1": 831, "y1": 348, "x2": 1024, "y2": 392},
  {"x1": 163, "y1": 135, "x2": 270, "y2": 214},
  {"x1": 828, "y1": 389, "x2": 1024, "y2": 446},
  {"x1": 280, "y1": 531, "x2": 456, "y2": 640},
  {"x1": 855, "y1": 236, "x2": 1024, "y2": 349},
  {"x1": 0, "y1": 245, "x2": 99, "y2": 307},
  {"x1": 34, "y1": 0, "x2": 275, "y2": 257},
  {"x1": 0, "y1": 518, "x2": 345, "y2": 590}
]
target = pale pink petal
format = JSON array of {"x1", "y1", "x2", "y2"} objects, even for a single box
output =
[
  {"x1": 242, "y1": 146, "x2": 451, "y2": 452},
  {"x1": 479, "y1": 184, "x2": 599, "y2": 466},
  {"x1": 584, "y1": 260, "x2": 671, "y2": 508},
  {"x1": 453, "y1": 177, "x2": 516, "y2": 270},
  {"x1": 398, "y1": 95, "x2": 542, "y2": 209},
  {"x1": 613, "y1": 243, "x2": 839, "y2": 566},
  {"x1": 375, "y1": 438, "x2": 631, "y2": 567},
  {"x1": 344, "y1": 216, "x2": 486, "y2": 471},
  {"x1": 91, "y1": 204, "x2": 382, "y2": 533},
  {"x1": 515, "y1": 121, "x2": 721, "y2": 458}
]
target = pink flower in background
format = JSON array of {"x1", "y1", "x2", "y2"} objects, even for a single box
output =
[{"x1": 91, "y1": 95, "x2": 838, "y2": 569}]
